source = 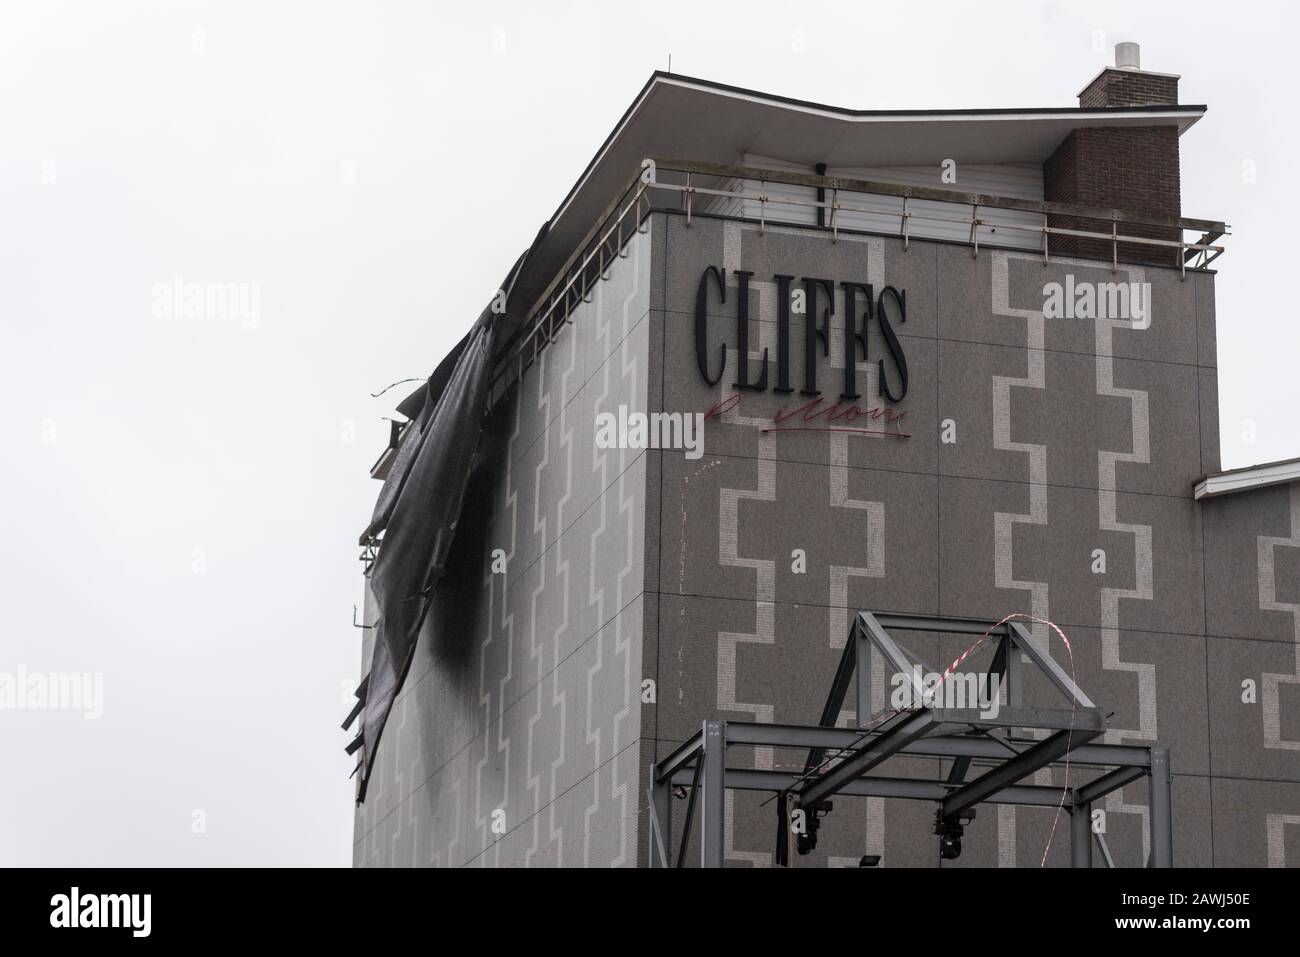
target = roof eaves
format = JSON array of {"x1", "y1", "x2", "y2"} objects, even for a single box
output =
[{"x1": 1194, "y1": 457, "x2": 1300, "y2": 500}]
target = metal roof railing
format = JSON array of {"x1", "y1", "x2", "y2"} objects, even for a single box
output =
[{"x1": 488, "y1": 157, "x2": 1229, "y2": 407}]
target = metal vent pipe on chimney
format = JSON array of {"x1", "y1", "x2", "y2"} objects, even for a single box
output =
[{"x1": 1115, "y1": 42, "x2": 1141, "y2": 70}]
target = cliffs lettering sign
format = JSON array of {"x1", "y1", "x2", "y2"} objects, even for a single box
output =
[{"x1": 693, "y1": 268, "x2": 910, "y2": 403}]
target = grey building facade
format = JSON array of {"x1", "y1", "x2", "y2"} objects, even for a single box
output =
[{"x1": 353, "y1": 55, "x2": 1300, "y2": 867}]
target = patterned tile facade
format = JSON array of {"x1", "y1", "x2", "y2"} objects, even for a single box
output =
[
  {"x1": 639, "y1": 214, "x2": 1299, "y2": 868},
  {"x1": 355, "y1": 211, "x2": 1299, "y2": 867},
  {"x1": 353, "y1": 224, "x2": 652, "y2": 867}
]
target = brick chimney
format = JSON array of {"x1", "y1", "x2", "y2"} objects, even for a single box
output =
[
  {"x1": 1044, "y1": 43, "x2": 1183, "y2": 266},
  {"x1": 1079, "y1": 42, "x2": 1180, "y2": 108}
]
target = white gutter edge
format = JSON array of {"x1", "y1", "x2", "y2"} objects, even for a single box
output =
[{"x1": 1194, "y1": 461, "x2": 1300, "y2": 500}]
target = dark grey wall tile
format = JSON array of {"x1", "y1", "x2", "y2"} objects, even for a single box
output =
[
  {"x1": 1211, "y1": 777, "x2": 1300, "y2": 866},
  {"x1": 937, "y1": 340, "x2": 1202, "y2": 498},
  {"x1": 1199, "y1": 366, "x2": 1221, "y2": 477},
  {"x1": 1192, "y1": 269, "x2": 1217, "y2": 369},
  {"x1": 1203, "y1": 483, "x2": 1300, "y2": 644},
  {"x1": 652, "y1": 450, "x2": 939, "y2": 614},
  {"x1": 1207, "y1": 635, "x2": 1300, "y2": 782},
  {"x1": 937, "y1": 476, "x2": 1204, "y2": 637}
]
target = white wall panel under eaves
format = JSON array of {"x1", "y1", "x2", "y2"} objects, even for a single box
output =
[{"x1": 700, "y1": 153, "x2": 1045, "y2": 251}]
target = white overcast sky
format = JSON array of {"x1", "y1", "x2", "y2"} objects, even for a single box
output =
[{"x1": 1, "y1": 0, "x2": 1296, "y2": 866}]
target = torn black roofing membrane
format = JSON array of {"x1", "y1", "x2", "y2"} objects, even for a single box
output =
[{"x1": 345, "y1": 233, "x2": 543, "y2": 803}]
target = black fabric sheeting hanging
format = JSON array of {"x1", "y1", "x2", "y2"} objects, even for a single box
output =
[
  {"x1": 346, "y1": 226, "x2": 547, "y2": 803},
  {"x1": 359, "y1": 332, "x2": 468, "y2": 546}
]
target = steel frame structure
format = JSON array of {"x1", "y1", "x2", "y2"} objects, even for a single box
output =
[{"x1": 647, "y1": 611, "x2": 1173, "y2": 868}]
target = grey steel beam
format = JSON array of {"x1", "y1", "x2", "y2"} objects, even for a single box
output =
[
  {"x1": 1009, "y1": 622, "x2": 1095, "y2": 709},
  {"x1": 727, "y1": 722, "x2": 866, "y2": 749},
  {"x1": 946, "y1": 755, "x2": 971, "y2": 787},
  {"x1": 649, "y1": 609, "x2": 1181, "y2": 866},
  {"x1": 647, "y1": 773, "x2": 672, "y2": 868},
  {"x1": 1006, "y1": 647, "x2": 1024, "y2": 738},
  {"x1": 1007, "y1": 648, "x2": 1024, "y2": 709},
  {"x1": 655, "y1": 730, "x2": 703, "y2": 784},
  {"x1": 722, "y1": 721, "x2": 1151, "y2": 767},
  {"x1": 859, "y1": 612, "x2": 926, "y2": 702},
  {"x1": 817, "y1": 618, "x2": 856, "y2": 730},
  {"x1": 1149, "y1": 746, "x2": 1173, "y2": 868},
  {"x1": 929, "y1": 706, "x2": 1104, "y2": 733},
  {"x1": 800, "y1": 616, "x2": 873, "y2": 780},
  {"x1": 804, "y1": 621, "x2": 859, "y2": 781},
  {"x1": 701, "y1": 720, "x2": 725, "y2": 868},
  {"x1": 873, "y1": 613, "x2": 1009, "y2": 637},
  {"x1": 688, "y1": 767, "x2": 1074, "y2": 808},
  {"x1": 942, "y1": 726, "x2": 1100, "y2": 818},
  {"x1": 797, "y1": 709, "x2": 936, "y2": 808},
  {"x1": 855, "y1": 617, "x2": 871, "y2": 729},
  {"x1": 1095, "y1": 830, "x2": 1117, "y2": 869},
  {"x1": 1071, "y1": 803, "x2": 1093, "y2": 868},
  {"x1": 985, "y1": 635, "x2": 1009, "y2": 712},
  {"x1": 1075, "y1": 765, "x2": 1146, "y2": 806},
  {"x1": 804, "y1": 613, "x2": 903, "y2": 775},
  {"x1": 676, "y1": 756, "x2": 703, "y2": 868}
]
